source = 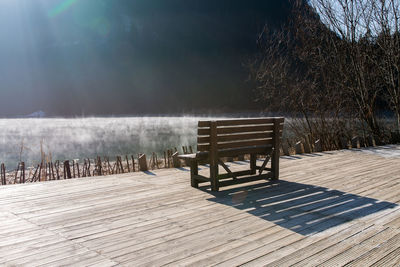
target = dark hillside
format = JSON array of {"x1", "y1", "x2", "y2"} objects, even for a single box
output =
[{"x1": 0, "y1": 0, "x2": 291, "y2": 116}]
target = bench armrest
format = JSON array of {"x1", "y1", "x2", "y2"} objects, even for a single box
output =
[{"x1": 178, "y1": 154, "x2": 197, "y2": 160}]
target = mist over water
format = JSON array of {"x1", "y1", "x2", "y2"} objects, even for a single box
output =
[{"x1": 0, "y1": 116, "x2": 224, "y2": 168}]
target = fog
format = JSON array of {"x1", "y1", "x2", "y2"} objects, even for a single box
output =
[{"x1": 0, "y1": 116, "x2": 225, "y2": 167}]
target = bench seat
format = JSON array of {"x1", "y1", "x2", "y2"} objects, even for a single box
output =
[{"x1": 179, "y1": 145, "x2": 273, "y2": 160}]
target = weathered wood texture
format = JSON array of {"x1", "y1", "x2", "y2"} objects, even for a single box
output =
[
  {"x1": 0, "y1": 147, "x2": 400, "y2": 266},
  {"x1": 197, "y1": 118, "x2": 284, "y2": 152},
  {"x1": 138, "y1": 153, "x2": 148, "y2": 171},
  {"x1": 188, "y1": 117, "x2": 284, "y2": 191}
]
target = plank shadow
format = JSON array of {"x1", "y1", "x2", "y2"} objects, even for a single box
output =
[
  {"x1": 301, "y1": 153, "x2": 324, "y2": 157},
  {"x1": 143, "y1": 171, "x2": 156, "y2": 176},
  {"x1": 281, "y1": 156, "x2": 302, "y2": 160},
  {"x1": 205, "y1": 180, "x2": 397, "y2": 236}
]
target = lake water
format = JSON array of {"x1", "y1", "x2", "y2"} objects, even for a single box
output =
[{"x1": 0, "y1": 116, "x2": 226, "y2": 168}]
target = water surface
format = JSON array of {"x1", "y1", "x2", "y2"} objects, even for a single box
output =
[{"x1": 0, "y1": 117, "x2": 224, "y2": 167}]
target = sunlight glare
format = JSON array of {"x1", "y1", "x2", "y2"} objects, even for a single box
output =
[{"x1": 48, "y1": 0, "x2": 79, "y2": 18}]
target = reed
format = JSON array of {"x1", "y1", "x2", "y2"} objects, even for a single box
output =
[{"x1": 0, "y1": 130, "x2": 397, "y2": 186}]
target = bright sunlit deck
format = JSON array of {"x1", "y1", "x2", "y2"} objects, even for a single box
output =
[{"x1": 1, "y1": 146, "x2": 400, "y2": 266}]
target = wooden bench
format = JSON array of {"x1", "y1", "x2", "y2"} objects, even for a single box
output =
[{"x1": 179, "y1": 117, "x2": 284, "y2": 191}]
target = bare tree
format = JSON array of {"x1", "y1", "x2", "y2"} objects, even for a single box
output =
[
  {"x1": 310, "y1": 0, "x2": 384, "y2": 138},
  {"x1": 371, "y1": 0, "x2": 400, "y2": 132},
  {"x1": 254, "y1": 0, "x2": 400, "y2": 145}
]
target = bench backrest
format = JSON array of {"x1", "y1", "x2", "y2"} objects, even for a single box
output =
[{"x1": 197, "y1": 117, "x2": 284, "y2": 153}]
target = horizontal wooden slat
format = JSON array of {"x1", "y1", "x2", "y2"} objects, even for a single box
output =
[
  {"x1": 197, "y1": 136, "x2": 210, "y2": 143},
  {"x1": 197, "y1": 128, "x2": 210, "y2": 136},
  {"x1": 198, "y1": 121, "x2": 211, "y2": 127},
  {"x1": 218, "y1": 173, "x2": 272, "y2": 187},
  {"x1": 192, "y1": 175, "x2": 210, "y2": 183},
  {"x1": 177, "y1": 154, "x2": 196, "y2": 159},
  {"x1": 198, "y1": 125, "x2": 283, "y2": 136},
  {"x1": 212, "y1": 125, "x2": 277, "y2": 135},
  {"x1": 255, "y1": 166, "x2": 272, "y2": 171},
  {"x1": 198, "y1": 132, "x2": 274, "y2": 144},
  {"x1": 218, "y1": 139, "x2": 273, "y2": 150},
  {"x1": 195, "y1": 151, "x2": 210, "y2": 159},
  {"x1": 198, "y1": 117, "x2": 284, "y2": 127},
  {"x1": 198, "y1": 139, "x2": 274, "y2": 151},
  {"x1": 195, "y1": 145, "x2": 272, "y2": 156},
  {"x1": 218, "y1": 170, "x2": 253, "y2": 180},
  {"x1": 197, "y1": 144, "x2": 209, "y2": 151},
  {"x1": 218, "y1": 132, "x2": 275, "y2": 143},
  {"x1": 217, "y1": 125, "x2": 283, "y2": 134}
]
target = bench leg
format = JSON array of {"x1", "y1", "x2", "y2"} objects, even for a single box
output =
[
  {"x1": 271, "y1": 149, "x2": 279, "y2": 180},
  {"x1": 250, "y1": 154, "x2": 257, "y2": 175},
  {"x1": 210, "y1": 161, "x2": 219, "y2": 192},
  {"x1": 190, "y1": 160, "x2": 199, "y2": 188},
  {"x1": 272, "y1": 119, "x2": 281, "y2": 180}
]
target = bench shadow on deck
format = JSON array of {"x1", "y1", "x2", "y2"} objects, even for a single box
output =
[{"x1": 202, "y1": 180, "x2": 397, "y2": 236}]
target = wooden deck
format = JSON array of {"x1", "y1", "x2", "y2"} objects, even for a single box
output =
[{"x1": 1, "y1": 146, "x2": 400, "y2": 266}]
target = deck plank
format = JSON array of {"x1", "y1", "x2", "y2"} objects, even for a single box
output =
[{"x1": 0, "y1": 147, "x2": 399, "y2": 266}]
